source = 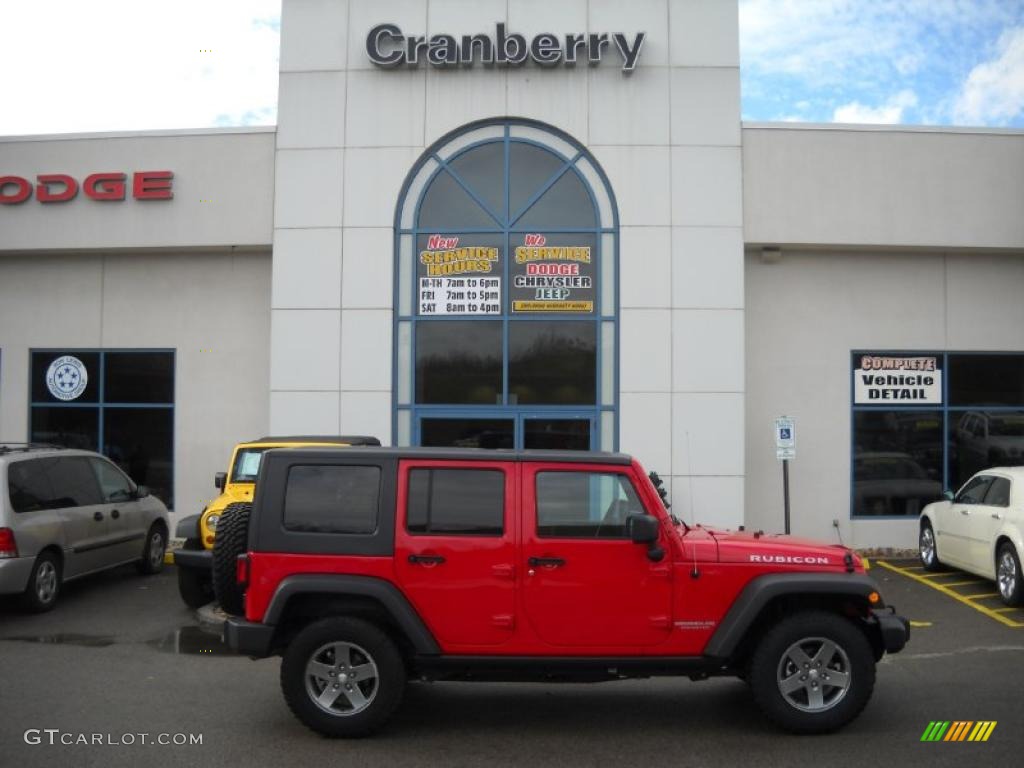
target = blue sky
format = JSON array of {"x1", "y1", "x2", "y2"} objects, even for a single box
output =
[
  {"x1": 1, "y1": 0, "x2": 1022, "y2": 135},
  {"x1": 740, "y1": 0, "x2": 1024, "y2": 126}
]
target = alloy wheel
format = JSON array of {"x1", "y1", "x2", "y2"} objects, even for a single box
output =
[
  {"x1": 920, "y1": 526, "x2": 936, "y2": 566},
  {"x1": 35, "y1": 560, "x2": 58, "y2": 604},
  {"x1": 998, "y1": 550, "x2": 1018, "y2": 601},
  {"x1": 304, "y1": 641, "x2": 380, "y2": 717},
  {"x1": 776, "y1": 637, "x2": 852, "y2": 713}
]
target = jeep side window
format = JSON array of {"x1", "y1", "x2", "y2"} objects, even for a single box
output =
[
  {"x1": 406, "y1": 469, "x2": 504, "y2": 535},
  {"x1": 536, "y1": 471, "x2": 643, "y2": 538},
  {"x1": 954, "y1": 475, "x2": 994, "y2": 505},
  {"x1": 283, "y1": 465, "x2": 381, "y2": 534}
]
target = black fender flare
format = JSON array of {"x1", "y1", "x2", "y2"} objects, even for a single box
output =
[
  {"x1": 703, "y1": 573, "x2": 883, "y2": 659},
  {"x1": 175, "y1": 513, "x2": 202, "y2": 539},
  {"x1": 264, "y1": 574, "x2": 440, "y2": 655}
]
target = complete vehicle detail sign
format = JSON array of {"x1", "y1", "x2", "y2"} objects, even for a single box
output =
[
  {"x1": 853, "y1": 353, "x2": 943, "y2": 404},
  {"x1": 418, "y1": 234, "x2": 501, "y2": 315},
  {"x1": 367, "y1": 23, "x2": 645, "y2": 72}
]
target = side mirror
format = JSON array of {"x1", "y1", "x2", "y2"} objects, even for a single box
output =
[
  {"x1": 135, "y1": 485, "x2": 151, "y2": 499},
  {"x1": 943, "y1": 489, "x2": 955, "y2": 501},
  {"x1": 627, "y1": 513, "x2": 659, "y2": 544},
  {"x1": 215, "y1": 472, "x2": 227, "y2": 491}
]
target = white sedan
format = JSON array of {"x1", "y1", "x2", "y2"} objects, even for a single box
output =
[{"x1": 919, "y1": 467, "x2": 1024, "y2": 606}]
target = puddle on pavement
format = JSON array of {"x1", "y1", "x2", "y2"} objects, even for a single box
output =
[
  {"x1": 0, "y1": 633, "x2": 117, "y2": 648},
  {"x1": 148, "y1": 625, "x2": 233, "y2": 656},
  {"x1": 1, "y1": 626, "x2": 231, "y2": 656}
]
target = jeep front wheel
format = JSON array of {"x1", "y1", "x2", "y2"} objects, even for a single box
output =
[
  {"x1": 748, "y1": 611, "x2": 875, "y2": 733},
  {"x1": 280, "y1": 617, "x2": 405, "y2": 738}
]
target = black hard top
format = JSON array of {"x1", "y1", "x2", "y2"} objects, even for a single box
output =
[
  {"x1": 263, "y1": 446, "x2": 633, "y2": 465},
  {"x1": 248, "y1": 435, "x2": 381, "y2": 446}
]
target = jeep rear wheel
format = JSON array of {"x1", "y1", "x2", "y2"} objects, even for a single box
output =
[
  {"x1": 211, "y1": 502, "x2": 251, "y2": 616},
  {"x1": 748, "y1": 611, "x2": 875, "y2": 733},
  {"x1": 281, "y1": 617, "x2": 405, "y2": 738}
]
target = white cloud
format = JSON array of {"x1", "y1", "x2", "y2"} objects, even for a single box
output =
[
  {"x1": 833, "y1": 90, "x2": 918, "y2": 124},
  {"x1": 953, "y1": 26, "x2": 1024, "y2": 125},
  {"x1": 0, "y1": 0, "x2": 281, "y2": 135}
]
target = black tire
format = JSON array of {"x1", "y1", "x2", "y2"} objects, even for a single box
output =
[
  {"x1": 176, "y1": 537, "x2": 213, "y2": 608},
  {"x1": 281, "y1": 617, "x2": 405, "y2": 738},
  {"x1": 211, "y1": 502, "x2": 251, "y2": 616},
  {"x1": 919, "y1": 520, "x2": 942, "y2": 572},
  {"x1": 22, "y1": 551, "x2": 62, "y2": 613},
  {"x1": 136, "y1": 522, "x2": 167, "y2": 575},
  {"x1": 996, "y1": 542, "x2": 1023, "y2": 607},
  {"x1": 177, "y1": 566, "x2": 214, "y2": 609},
  {"x1": 748, "y1": 611, "x2": 875, "y2": 734}
]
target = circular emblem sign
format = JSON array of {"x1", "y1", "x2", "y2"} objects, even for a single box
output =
[{"x1": 46, "y1": 355, "x2": 88, "y2": 401}]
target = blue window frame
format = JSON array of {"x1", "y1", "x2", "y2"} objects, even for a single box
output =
[
  {"x1": 29, "y1": 348, "x2": 176, "y2": 507},
  {"x1": 393, "y1": 119, "x2": 619, "y2": 451},
  {"x1": 851, "y1": 350, "x2": 1024, "y2": 518}
]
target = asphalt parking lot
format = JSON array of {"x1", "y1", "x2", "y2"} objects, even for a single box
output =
[{"x1": 1, "y1": 563, "x2": 1023, "y2": 768}]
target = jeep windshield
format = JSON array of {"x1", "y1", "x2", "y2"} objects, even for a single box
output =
[{"x1": 231, "y1": 448, "x2": 269, "y2": 483}]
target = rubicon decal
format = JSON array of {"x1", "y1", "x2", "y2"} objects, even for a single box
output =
[
  {"x1": 367, "y1": 22, "x2": 645, "y2": 72},
  {"x1": 0, "y1": 171, "x2": 173, "y2": 204},
  {"x1": 749, "y1": 555, "x2": 830, "y2": 565},
  {"x1": 921, "y1": 721, "x2": 997, "y2": 742}
]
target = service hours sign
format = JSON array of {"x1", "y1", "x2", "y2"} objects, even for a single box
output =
[{"x1": 418, "y1": 234, "x2": 502, "y2": 315}]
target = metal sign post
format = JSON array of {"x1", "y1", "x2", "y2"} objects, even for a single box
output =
[{"x1": 774, "y1": 417, "x2": 795, "y2": 534}]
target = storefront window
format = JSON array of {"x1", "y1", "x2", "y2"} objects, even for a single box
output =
[
  {"x1": 851, "y1": 352, "x2": 1024, "y2": 517},
  {"x1": 29, "y1": 349, "x2": 175, "y2": 507},
  {"x1": 394, "y1": 119, "x2": 618, "y2": 451}
]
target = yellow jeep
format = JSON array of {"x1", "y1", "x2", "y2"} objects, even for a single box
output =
[{"x1": 173, "y1": 435, "x2": 380, "y2": 608}]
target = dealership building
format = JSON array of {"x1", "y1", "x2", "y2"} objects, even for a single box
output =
[{"x1": 1, "y1": 0, "x2": 1022, "y2": 550}]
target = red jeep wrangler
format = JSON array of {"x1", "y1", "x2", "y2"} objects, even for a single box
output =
[{"x1": 216, "y1": 447, "x2": 909, "y2": 737}]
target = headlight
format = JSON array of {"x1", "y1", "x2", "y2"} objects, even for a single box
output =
[{"x1": 206, "y1": 514, "x2": 220, "y2": 531}]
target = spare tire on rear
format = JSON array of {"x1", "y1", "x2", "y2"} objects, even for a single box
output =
[{"x1": 212, "y1": 502, "x2": 252, "y2": 616}]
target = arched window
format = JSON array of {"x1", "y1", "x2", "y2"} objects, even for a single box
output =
[{"x1": 393, "y1": 119, "x2": 619, "y2": 451}]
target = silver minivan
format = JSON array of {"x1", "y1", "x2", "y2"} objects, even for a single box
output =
[{"x1": 0, "y1": 444, "x2": 170, "y2": 611}]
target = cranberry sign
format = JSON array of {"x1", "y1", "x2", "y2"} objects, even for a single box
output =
[{"x1": 0, "y1": 171, "x2": 174, "y2": 205}]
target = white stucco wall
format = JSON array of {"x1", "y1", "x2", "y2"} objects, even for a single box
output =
[
  {"x1": 743, "y1": 124, "x2": 1024, "y2": 250},
  {"x1": 270, "y1": 0, "x2": 747, "y2": 527},
  {"x1": 0, "y1": 250, "x2": 272, "y2": 527},
  {"x1": 745, "y1": 249, "x2": 1024, "y2": 550},
  {"x1": 0, "y1": 128, "x2": 275, "y2": 251}
]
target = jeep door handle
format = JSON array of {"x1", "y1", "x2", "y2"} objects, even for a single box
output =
[
  {"x1": 959, "y1": 508, "x2": 971, "y2": 515},
  {"x1": 408, "y1": 554, "x2": 446, "y2": 565},
  {"x1": 992, "y1": 512, "x2": 1004, "y2": 520},
  {"x1": 93, "y1": 511, "x2": 104, "y2": 522},
  {"x1": 111, "y1": 509, "x2": 120, "y2": 519},
  {"x1": 528, "y1": 556, "x2": 565, "y2": 568}
]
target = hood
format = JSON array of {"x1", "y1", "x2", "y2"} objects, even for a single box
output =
[
  {"x1": 704, "y1": 526, "x2": 859, "y2": 570},
  {"x1": 211, "y1": 482, "x2": 256, "y2": 510}
]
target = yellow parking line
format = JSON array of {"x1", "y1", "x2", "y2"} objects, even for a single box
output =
[
  {"x1": 876, "y1": 561, "x2": 1024, "y2": 629},
  {"x1": 940, "y1": 580, "x2": 985, "y2": 587},
  {"x1": 964, "y1": 593, "x2": 999, "y2": 600},
  {"x1": 993, "y1": 607, "x2": 1021, "y2": 614}
]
